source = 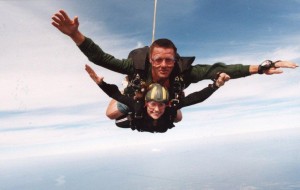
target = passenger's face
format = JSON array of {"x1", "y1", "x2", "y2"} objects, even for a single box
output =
[
  {"x1": 146, "y1": 101, "x2": 166, "y2": 120},
  {"x1": 150, "y1": 47, "x2": 175, "y2": 81}
]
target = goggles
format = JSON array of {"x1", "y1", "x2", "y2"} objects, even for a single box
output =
[
  {"x1": 151, "y1": 57, "x2": 175, "y2": 67},
  {"x1": 146, "y1": 101, "x2": 167, "y2": 109}
]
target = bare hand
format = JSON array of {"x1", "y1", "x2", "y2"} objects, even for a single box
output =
[
  {"x1": 215, "y1": 73, "x2": 230, "y2": 87},
  {"x1": 51, "y1": 10, "x2": 79, "y2": 37},
  {"x1": 85, "y1": 64, "x2": 104, "y2": 84},
  {"x1": 265, "y1": 60, "x2": 298, "y2": 75}
]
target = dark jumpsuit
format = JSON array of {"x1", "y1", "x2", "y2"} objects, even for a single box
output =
[{"x1": 99, "y1": 82, "x2": 218, "y2": 133}]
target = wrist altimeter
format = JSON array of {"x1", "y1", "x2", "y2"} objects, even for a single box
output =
[{"x1": 258, "y1": 60, "x2": 276, "y2": 74}]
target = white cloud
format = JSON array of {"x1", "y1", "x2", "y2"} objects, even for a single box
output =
[
  {"x1": 0, "y1": 2, "x2": 137, "y2": 111},
  {"x1": 0, "y1": 1, "x2": 139, "y2": 160},
  {"x1": 1, "y1": 1, "x2": 300, "y2": 164},
  {"x1": 266, "y1": 46, "x2": 300, "y2": 61},
  {"x1": 240, "y1": 186, "x2": 258, "y2": 190},
  {"x1": 55, "y1": 175, "x2": 66, "y2": 186},
  {"x1": 151, "y1": 148, "x2": 161, "y2": 152}
]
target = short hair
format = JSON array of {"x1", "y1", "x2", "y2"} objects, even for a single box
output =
[{"x1": 149, "y1": 38, "x2": 177, "y2": 56}]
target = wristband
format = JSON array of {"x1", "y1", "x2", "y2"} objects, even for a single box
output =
[
  {"x1": 208, "y1": 83, "x2": 219, "y2": 90},
  {"x1": 209, "y1": 72, "x2": 221, "y2": 89},
  {"x1": 258, "y1": 60, "x2": 275, "y2": 74}
]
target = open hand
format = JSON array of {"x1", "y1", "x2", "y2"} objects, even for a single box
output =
[
  {"x1": 52, "y1": 10, "x2": 79, "y2": 37},
  {"x1": 85, "y1": 64, "x2": 104, "y2": 84},
  {"x1": 265, "y1": 60, "x2": 298, "y2": 75}
]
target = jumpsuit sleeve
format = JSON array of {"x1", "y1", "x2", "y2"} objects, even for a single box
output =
[
  {"x1": 178, "y1": 86, "x2": 217, "y2": 109},
  {"x1": 98, "y1": 82, "x2": 135, "y2": 110},
  {"x1": 185, "y1": 62, "x2": 251, "y2": 83},
  {"x1": 78, "y1": 37, "x2": 135, "y2": 75}
]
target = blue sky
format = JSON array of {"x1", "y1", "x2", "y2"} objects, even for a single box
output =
[{"x1": 1, "y1": 0, "x2": 300, "y2": 189}]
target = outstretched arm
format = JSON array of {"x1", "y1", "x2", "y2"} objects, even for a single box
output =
[
  {"x1": 85, "y1": 65, "x2": 135, "y2": 109},
  {"x1": 179, "y1": 73, "x2": 230, "y2": 108},
  {"x1": 249, "y1": 60, "x2": 298, "y2": 75},
  {"x1": 187, "y1": 60, "x2": 298, "y2": 83},
  {"x1": 51, "y1": 10, "x2": 85, "y2": 45},
  {"x1": 52, "y1": 10, "x2": 134, "y2": 75}
]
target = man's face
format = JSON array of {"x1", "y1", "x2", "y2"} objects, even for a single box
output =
[
  {"x1": 146, "y1": 101, "x2": 166, "y2": 120},
  {"x1": 150, "y1": 47, "x2": 175, "y2": 81}
]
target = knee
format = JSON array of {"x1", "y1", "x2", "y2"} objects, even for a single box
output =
[
  {"x1": 106, "y1": 99, "x2": 129, "y2": 119},
  {"x1": 105, "y1": 101, "x2": 125, "y2": 120},
  {"x1": 106, "y1": 109, "x2": 122, "y2": 120}
]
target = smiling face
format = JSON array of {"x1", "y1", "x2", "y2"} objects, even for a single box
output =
[
  {"x1": 150, "y1": 47, "x2": 175, "y2": 82},
  {"x1": 144, "y1": 82, "x2": 169, "y2": 120},
  {"x1": 146, "y1": 101, "x2": 166, "y2": 120}
]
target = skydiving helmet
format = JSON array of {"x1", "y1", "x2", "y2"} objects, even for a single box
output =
[{"x1": 145, "y1": 83, "x2": 169, "y2": 103}]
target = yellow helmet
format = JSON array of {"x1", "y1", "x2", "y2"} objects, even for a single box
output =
[{"x1": 145, "y1": 83, "x2": 169, "y2": 103}]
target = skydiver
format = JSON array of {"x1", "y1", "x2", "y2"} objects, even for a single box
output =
[
  {"x1": 52, "y1": 10, "x2": 298, "y2": 121},
  {"x1": 85, "y1": 64, "x2": 230, "y2": 133}
]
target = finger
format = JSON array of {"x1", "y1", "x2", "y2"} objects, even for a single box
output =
[
  {"x1": 218, "y1": 77, "x2": 225, "y2": 83},
  {"x1": 266, "y1": 68, "x2": 283, "y2": 75},
  {"x1": 224, "y1": 75, "x2": 230, "y2": 81},
  {"x1": 216, "y1": 79, "x2": 224, "y2": 86},
  {"x1": 54, "y1": 13, "x2": 65, "y2": 22},
  {"x1": 220, "y1": 73, "x2": 229, "y2": 79},
  {"x1": 85, "y1": 68, "x2": 92, "y2": 75},
  {"x1": 51, "y1": 22, "x2": 60, "y2": 29},
  {"x1": 51, "y1": 16, "x2": 62, "y2": 25},
  {"x1": 269, "y1": 70, "x2": 283, "y2": 74},
  {"x1": 87, "y1": 67, "x2": 97, "y2": 76},
  {"x1": 222, "y1": 74, "x2": 230, "y2": 81},
  {"x1": 74, "y1": 16, "x2": 79, "y2": 26},
  {"x1": 85, "y1": 64, "x2": 91, "y2": 69},
  {"x1": 87, "y1": 68, "x2": 95, "y2": 75},
  {"x1": 219, "y1": 73, "x2": 225, "y2": 77},
  {"x1": 85, "y1": 65, "x2": 93, "y2": 73},
  {"x1": 275, "y1": 61, "x2": 298, "y2": 68},
  {"x1": 219, "y1": 73, "x2": 230, "y2": 81},
  {"x1": 59, "y1": 10, "x2": 72, "y2": 21},
  {"x1": 217, "y1": 73, "x2": 224, "y2": 81}
]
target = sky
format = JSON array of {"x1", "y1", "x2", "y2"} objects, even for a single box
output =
[{"x1": 1, "y1": 0, "x2": 300, "y2": 189}]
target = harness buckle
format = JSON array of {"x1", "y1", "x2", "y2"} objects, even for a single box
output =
[{"x1": 170, "y1": 99, "x2": 180, "y2": 107}]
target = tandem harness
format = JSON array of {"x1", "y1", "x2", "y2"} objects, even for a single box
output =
[{"x1": 115, "y1": 46, "x2": 196, "y2": 132}]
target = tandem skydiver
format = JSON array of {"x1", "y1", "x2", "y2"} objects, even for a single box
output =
[
  {"x1": 85, "y1": 64, "x2": 230, "y2": 133},
  {"x1": 52, "y1": 10, "x2": 298, "y2": 122}
]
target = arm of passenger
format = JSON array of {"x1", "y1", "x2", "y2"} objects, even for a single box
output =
[
  {"x1": 85, "y1": 64, "x2": 134, "y2": 109},
  {"x1": 180, "y1": 72, "x2": 230, "y2": 108},
  {"x1": 98, "y1": 82, "x2": 135, "y2": 110},
  {"x1": 179, "y1": 86, "x2": 217, "y2": 108}
]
